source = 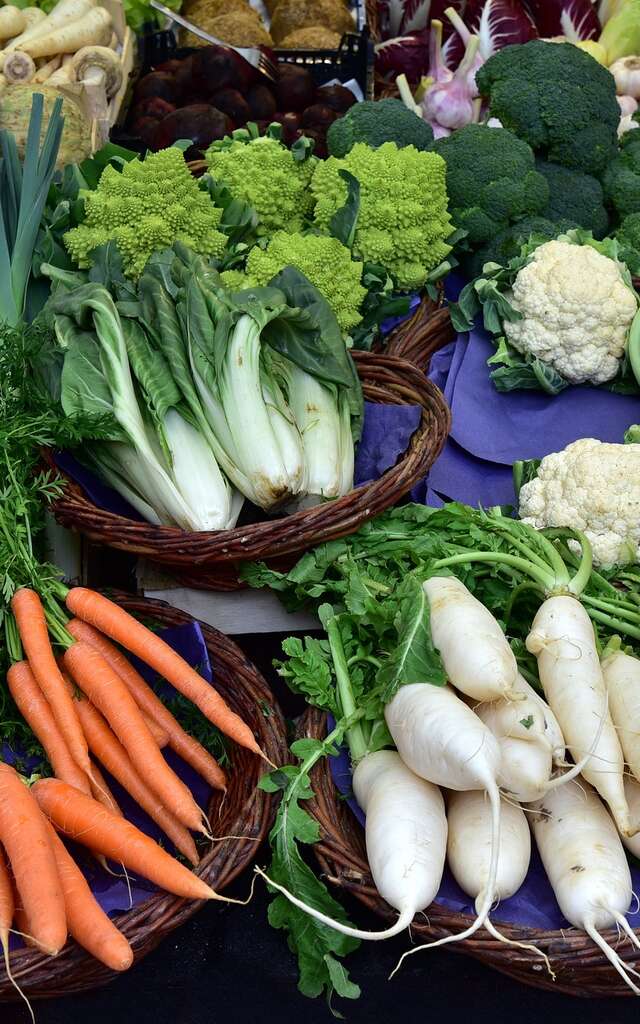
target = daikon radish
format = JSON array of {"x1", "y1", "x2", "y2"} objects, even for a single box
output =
[
  {"x1": 385, "y1": 683, "x2": 503, "y2": 965},
  {"x1": 602, "y1": 649, "x2": 640, "y2": 783},
  {"x1": 18, "y1": 6, "x2": 112, "y2": 58},
  {"x1": 256, "y1": 750, "x2": 448, "y2": 940},
  {"x1": 446, "y1": 790, "x2": 551, "y2": 969},
  {"x1": 0, "y1": 7, "x2": 26, "y2": 41},
  {"x1": 531, "y1": 780, "x2": 640, "y2": 993},
  {"x1": 619, "y1": 778, "x2": 640, "y2": 859},
  {"x1": 512, "y1": 674, "x2": 566, "y2": 765},
  {"x1": 424, "y1": 576, "x2": 520, "y2": 701},
  {"x1": 5, "y1": 0, "x2": 97, "y2": 50},
  {"x1": 527, "y1": 596, "x2": 634, "y2": 836}
]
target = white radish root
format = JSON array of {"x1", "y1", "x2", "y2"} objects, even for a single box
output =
[
  {"x1": 527, "y1": 596, "x2": 635, "y2": 837},
  {"x1": 256, "y1": 750, "x2": 448, "y2": 940},
  {"x1": 424, "y1": 576, "x2": 521, "y2": 701},
  {"x1": 531, "y1": 780, "x2": 640, "y2": 994},
  {"x1": 512, "y1": 674, "x2": 566, "y2": 765},
  {"x1": 603, "y1": 650, "x2": 640, "y2": 784},
  {"x1": 618, "y1": 778, "x2": 640, "y2": 859},
  {"x1": 446, "y1": 790, "x2": 553, "y2": 973},
  {"x1": 385, "y1": 683, "x2": 502, "y2": 966}
]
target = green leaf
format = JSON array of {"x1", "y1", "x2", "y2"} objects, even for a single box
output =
[
  {"x1": 277, "y1": 636, "x2": 337, "y2": 713},
  {"x1": 520, "y1": 715, "x2": 534, "y2": 729},
  {"x1": 324, "y1": 955, "x2": 361, "y2": 1001},
  {"x1": 376, "y1": 574, "x2": 446, "y2": 701},
  {"x1": 329, "y1": 170, "x2": 360, "y2": 250}
]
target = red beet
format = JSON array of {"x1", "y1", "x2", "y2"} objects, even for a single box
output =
[
  {"x1": 279, "y1": 110, "x2": 301, "y2": 145},
  {"x1": 275, "y1": 64, "x2": 316, "y2": 112},
  {"x1": 152, "y1": 105, "x2": 234, "y2": 158},
  {"x1": 131, "y1": 96, "x2": 176, "y2": 119},
  {"x1": 131, "y1": 116, "x2": 161, "y2": 147},
  {"x1": 209, "y1": 87, "x2": 250, "y2": 126},
  {"x1": 247, "y1": 83, "x2": 277, "y2": 121},
  {"x1": 191, "y1": 45, "x2": 256, "y2": 95},
  {"x1": 316, "y1": 83, "x2": 356, "y2": 113},
  {"x1": 134, "y1": 71, "x2": 178, "y2": 104},
  {"x1": 301, "y1": 104, "x2": 338, "y2": 129}
]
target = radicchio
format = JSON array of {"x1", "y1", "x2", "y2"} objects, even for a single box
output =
[
  {"x1": 526, "y1": 0, "x2": 600, "y2": 39},
  {"x1": 447, "y1": 0, "x2": 538, "y2": 64},
  {"x1": 376, "y1": 0, "x2": 464, "y2": 40},
  {"x1": 375, "y1": 31, "x2": 430, "y2": 80}
]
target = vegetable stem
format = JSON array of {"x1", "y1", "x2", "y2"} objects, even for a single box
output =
[
  {"x1": 432, "y1": 551, "x2": 556, "y2": 591},
  {"x1": 324, "y1": 615, "x2": 368, "y2": 764}
]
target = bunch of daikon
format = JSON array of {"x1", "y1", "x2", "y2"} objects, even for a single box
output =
[
  {"x1": 255, "y1": 515, "x2": 640, "y2": 996},
  {"x1": 0, "y1": 0, "x2": 122, "y2": 115}
]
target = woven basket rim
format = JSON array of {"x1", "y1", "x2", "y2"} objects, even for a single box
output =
[
  {"x1": 297, "y1": 707, "x2": 640, "y2": 998},
  {"x1": 46, "y1": 329, "x2": 452, "y2": 571},
  {"x1": 0, "y1": 593, "x2": 287, "y2": 1002}
]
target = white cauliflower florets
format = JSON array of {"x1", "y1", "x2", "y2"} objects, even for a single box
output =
[
  {"x1": 504, "y1": 241, "x2": 638, "y2": 386},
  {"x1": 519, "y1": 438, "x2": 640, "y2": 566}
]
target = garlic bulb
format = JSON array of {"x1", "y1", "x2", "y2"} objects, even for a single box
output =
[
  {"x1": 617, "y1": 94, "x2": 639, "y2": 116},
  {"x1": 610, "y1": 56, "x2": 640, "y2": 99}
]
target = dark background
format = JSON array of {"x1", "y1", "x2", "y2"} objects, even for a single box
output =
[{"x1": 4, "y1": 552, "x2": 640, "y2": 1023}]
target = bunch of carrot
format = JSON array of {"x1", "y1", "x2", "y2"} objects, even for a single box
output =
[{"x1": 0, "y1": 583, "x2": 268, "y2": 983}]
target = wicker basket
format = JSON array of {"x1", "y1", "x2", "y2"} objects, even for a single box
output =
[
  {"x1": 297, "y1": 707, "x2": 640, "y2": 998},
  {"x1": 46, "y1": 349, "x2": 451, "y2": 590},
  {"x1": 0, "y1": 594, "x2": 287, "y2": 1002},
  {"x1": 382, "y1": 300, "x2": 453, "y2": 371}
]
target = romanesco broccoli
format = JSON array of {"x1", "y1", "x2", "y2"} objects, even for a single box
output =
[
  {"x1": 244, "y1": 232, "x2": 366, "y2": 333},
  {"x1": 311, "y1": 142, "x2": 452, "y2": 291},
  {"x1": 220, "y1": 268, "x2": 256, "y2": 291},
  {"x1": 327, "y1": 99, "x2": 434, "y2": 157},
  {"x1": 206, "y1": 129, "x2": 316, "y2": 236},
  {"x1": 64, "y1": 148, "x2": 227, "y2": 278},
  {"x1": 476, "y1": 40, "x2": 620, "y2": 178}
]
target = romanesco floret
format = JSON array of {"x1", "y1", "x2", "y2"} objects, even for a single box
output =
[
  {"x1": 220, "y1": 269, "x2": 256, "y2": 290},
  {"x1": 310, "y1": 142, "x2": 452, "y2": 291},
  {"x1": 206, "y1": 134, "x2": 316, "y2": 236},
  {"x1": 244, "y1": 232, "x2": 366, "y2": 333},
  {"x1": 64, "y1": 148, "x2": 227, "y2": 278},
  {"x1": 476, "y1": 41, "x2": 620, "y2": 178}
]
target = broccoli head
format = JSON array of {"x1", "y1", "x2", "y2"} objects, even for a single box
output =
[
  {"x1": 615, "y1": 212, "x2": 640, "y2": 275},
  {"x1": 245, "y1": 232, "x2": 367, "y2": 333},
  {"x1": 536, "y1": 160, "x2": 609, "y2": 239},
  {"x1": 433, "y1": 124, "x2": 549, "y2": 247},
  {"x1": 311, "y1": 142, "x2": 453, "y2": 292},
  {"x1": 476, "y1": 40, "x2": 620, "y2": 178},
  {"x1": 326, "y1": 99, "x2": 434, "y2": 158},
  {"x1": 603, "y1": 132, "x2": 640, "y2": 221},
  {"x1": 466, "y1": 215, "x2": 578, "y2": 278},
  {"x1": 64, "y1": 148, "x2": 227, "y2": 279},
  {"x1": 206, "y1": 128, "x2": 316, "y2": 236}
]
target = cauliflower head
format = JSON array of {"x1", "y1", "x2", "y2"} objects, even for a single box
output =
[
  {"x1": 310, "y1": 142, "x2": 453, "y2": 292},
  {"x1": 64, "y1": 148, "x2": 227, "y2": 279},
  {"x1": 503, "y1": 240, "x2": 638, "y2": 386},
  {"x1": 519, "y1": 438, "x2": 640, "y2": 566},
  {"x1": 206, "y1": 134, "x2": 316, "y2": 235},
  {"x1": 245, "y1": 232, "x2": 366, "y2": 333}
]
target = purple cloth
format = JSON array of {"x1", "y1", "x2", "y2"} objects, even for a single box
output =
[
  {"x1": 424, "y1": 324, "x2": 640, "y2": 508},
  {"x1": 6, "y1": 621, "x2": 215, "y2": 946},
  {"x1": 55, "y1": 401, "x2": 423, "y2": 519},
  {"x1": 327, "y1": 733, "x2": 640, "y2": 931}
]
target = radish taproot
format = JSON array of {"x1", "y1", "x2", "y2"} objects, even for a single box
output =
[
  {"x1": 531, "y1": 780, "x2": 640, "y2": 993},
  {"x1": 602, "y1": 648, "x2": 640, "y2": 783},
  {"x1": 511, "y1": 674, "x2": 566, "y2": 765},
  {"x1": 424, "y1": 576, "x2": 521, "y2": 701},
  {"x1": 256, "y1": 750, "x2": 448, "y2": 939},
  {"x1": 385, "y1": 683, "x2": 502, "y2": 961},
  {"x1": 526, "y1": 596, "x2": 635, "y2": 836}
]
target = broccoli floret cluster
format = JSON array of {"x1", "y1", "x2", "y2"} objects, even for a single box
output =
[
  {"x1": 535, "y1": 160, "x2": 609, "y2": 239},
  {"x1": 615, "y1": 212, "x2": 640, "y2": 275},
  {"x1": 603, "y1": 132, "x2": 640, "y2": 220},
  {"x1": 310, "y1": 142, "x2": 452, "y2": 291},
  {"x1": 206, "y1": 132, "x2": 316, "y2": 236},
  {"x1": 64, "y1": 148, "x2": 227, "y2": 278},
  {"x1": 433, "y1": 124, "x2": 549, "y2": 246},
  {"x1": 476, "y1": 40, "x2": 620, "y2": 178},
  {"x1": 242, "y1": 232, "x2": 367, "y2": 333},
  {"x1": 327, "y1": 98, "x2": 435, "y2": 158},
  {"x1": 468, "y1": 216, "x2": 578, "y2": 278}
]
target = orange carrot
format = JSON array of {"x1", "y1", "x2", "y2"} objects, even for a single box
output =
[
  {"x1": 70, "y1": 692, "x2": 199, "y2": 865},
  {"x1": 68, "y1": 619, "x2": 227, "y2": 790},
  {"x1": 11, "y1": 589, "x2": 90, "y2": 775},
  {"x1": 7, "y1": 661, "x2": 91, "y2": 796},
  {"x1": 63, "y1": 642, "x2": 203, "y2": 833},
  {"x1": 88, "y1": 761, "x2": 122, "y2": 817},
  {"x1": 44, "y1": 822, "x2": 133, "y2": 972},
  {"x1": 140, "y1": 712, "x2": 169, "y2": 749},
  {"x1": 65, "y1": 589, "x2": 261, "y2": 757},
  {"x1": 34, "y1": 780, "x2": 216, "y2": 901},
  {"x1": 0, "y1": 765, "x2": 67, "y2": 955}
]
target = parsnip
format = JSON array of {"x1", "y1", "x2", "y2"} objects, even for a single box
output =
[
  {"x1": 33, "y1": 54, "x2": 62, "y2": 82},
  {"x1": 18, "y1": 6, "x2": 112, "y2": 58},
  {"x1": 0, "y1": 7, "x2": 26, "y2": 41},
  {"x1": 5, "y1": 0, "x2": 97, "y2": 51}
]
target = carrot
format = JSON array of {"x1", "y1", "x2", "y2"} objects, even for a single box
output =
[
  {"x1": 44, "y1": 822, "x2": 133, "y2": 972},
  {"x1": 65, "y1": 589, "x2": 262, "y2": 758},
  {"x1": 89, "y1": 761, "x2": 122, "y2": 817},
  {"x1": 11, "y1": 589, "x2": 90, "y2": 775},
  {"x1": 63, "y1": 642, "x2": 204, "y2": 833},
  {"x1": 68, "y1": 619, "x2": 227, "y2": 790},
  {"x1": 0, "y1": 764, "x2": 67, "y2": 955},
  {"x1": 140, "y1": 712, "x2": 169, "y2": 749},
  {"x1": 0, "y1": 845, "x2": 32, "y2": 1021},
  {"x1": 34, "y1": 779, "x2": 216, "y2": 901},
  {"x1": 7, "y1": 661, "x2": 91, "y2": 796},
  {"x1": 70, "y1": 691, "x2": 199, "y2": 866}
]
